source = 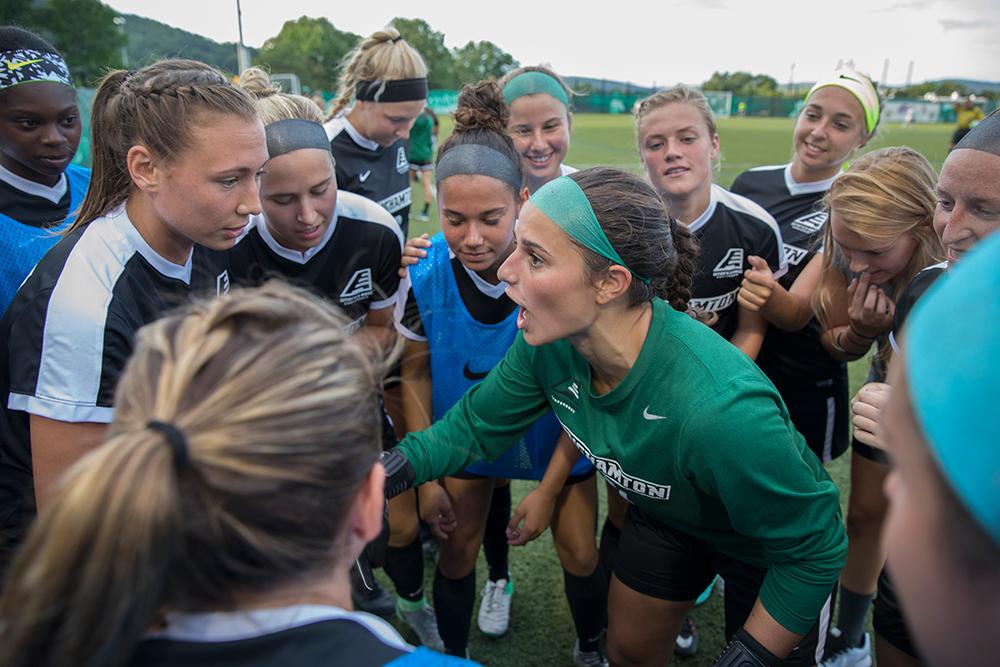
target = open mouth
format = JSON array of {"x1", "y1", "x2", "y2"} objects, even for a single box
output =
[
  {"x1": 663, "y1": 166, "x2": 689, "y2": 177},
  {"x1": 516, "y1": 306, "x2": 527, "y2": 329},
  {"x1": 526, "y1": 153, "x2": 553, "y2": 167}
]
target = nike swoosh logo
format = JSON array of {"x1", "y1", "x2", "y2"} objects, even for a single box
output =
[
  {"x1": 463, "y1": 362, "x2": 490, "y2": 381},
  {"x1": 359, "y1": 170, "x2": 372, "y2": 182},
  {"x1": 642, "y1": 406, "x2": 666, "y2": 421},
  {"x1": 7, "y1": 59, "x2": 43, "y2": 71}
]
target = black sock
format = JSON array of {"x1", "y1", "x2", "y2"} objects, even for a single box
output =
[
  {"x1": 433, "y1": 567, "x2": 477, "y2": 656},
  {"x1": 483, "y1": 483, "x2": 512, "y2": 582},
  {"x1": 598, "y1": 517, "x2": 621, "y2": 582},
  {"x1": 384, "y1": 538, "x2": 424, "y2": 602},
  {"x1": 422, "y1": 203, "x2": 430, "y2": 214},
  {"x1": 564, "y1": 566, "x2": 608, "y2": 653},
  {"x1": 836, "y1": 585, "x2": 875, "y2": 647}
]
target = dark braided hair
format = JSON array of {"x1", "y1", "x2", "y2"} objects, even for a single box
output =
[
  {"x1": 68, "y1": 59, "x2": 258, "y2": 233},
  {"x1": 568, "y1": 167, "x2": 698, "y2": 313}
]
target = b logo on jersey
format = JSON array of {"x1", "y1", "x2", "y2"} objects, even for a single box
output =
[
  {"x1": 339, "y1": 268, "x2": 373, "y2": 305},
  {"x1": 791, "y1": 211, "x2": 828, "y2": 235},
  {"x1": 784, "y1": 243, "x2": 809, "y2": 266},
  {"x1": 713, "y1": 248, "x2": 744, "y2": 278},
  {"x1": 396, "y1": 147, "x2": 409, "y2": 174},
  {"x1": 216, "y1": 270, "x2": 230, "y2": 295}
]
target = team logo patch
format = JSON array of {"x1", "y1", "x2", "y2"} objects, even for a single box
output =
[
  {"x1": 216, "y1": 270, "x2": 230, "y2": 295},
  {"x1": 550, "y1": 379, "x2": 580, "y2": 414},
  {"x1": 791, "y1": 211, "x2": 827, "y2": 235},
  {"x1": 339, "y1": 268, "x2": 374, "y2": 305},
  {"x1": 396, "y1": 147, "x2": 409, "y2": 173},
  {"x1": 784, "y1": 243, "x2": 809, "y2": 266},
  {"x1": 712, "y1": 248, "x2": 744, "y2": 278}
]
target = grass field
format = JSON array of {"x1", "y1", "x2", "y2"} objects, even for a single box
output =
[{"x1": 391, "y1": 115, "x2": 954, "y2": 666}]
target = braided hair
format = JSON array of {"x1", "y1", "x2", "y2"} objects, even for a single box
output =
[{"x1": 69, "y1": 59, "x2": 258, "y2": 233}]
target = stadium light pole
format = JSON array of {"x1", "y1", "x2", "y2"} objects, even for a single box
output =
[{"x1": 236, "y1": 0, "x2": 249, "y2": 74}]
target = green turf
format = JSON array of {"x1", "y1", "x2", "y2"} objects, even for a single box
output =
[{"x1": 394, "y1": 115, "x2": 950, "y2": 665}]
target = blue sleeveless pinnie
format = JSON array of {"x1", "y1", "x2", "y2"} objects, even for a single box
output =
[
  {"x1": 410, "y1": 233, "x2": 590, "y2": 479},
  {"x1": 0, "y1": 163, "x2": 91, "y2": 312}
]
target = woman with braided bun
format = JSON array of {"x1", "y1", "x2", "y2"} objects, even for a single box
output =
[
  {"x1": 381, "y1": 165, "x2": 846, "y2": 667},
  {"x1": 0, "y1": 59, "x2": 266, "y2": 574},
  {"x1": 324, "y1": 26, "x2": 428, "y2": 240},
  {"x1": 0, "y1": 281, "x2": 475, "y2": 667},
  {"x1": 396, "y1": 80, "x2": 609, "y2": 664}
]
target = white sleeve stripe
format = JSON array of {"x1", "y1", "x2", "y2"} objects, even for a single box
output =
[
  {"x1": 337, "y1": 191, "x2": 405, "y2": 247},
  {"x1": 370, "y1": 295, "x2": 399, "y2": 310},
  {"x1": 36, "y1": 223, "x2": 129, "y2": 410},
  {"x1": 395, "y1": 324, "x2": 427, "y2": 342},
  {"x1": 8, "y1": 393, "x2": 114, "y2": 423}
]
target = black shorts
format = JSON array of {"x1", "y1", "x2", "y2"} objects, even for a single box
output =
[
  {"x1": 851, "y1": 436, "x2": 891, "y2": 465},
  {"x1": 874, "y1": 567, "x2": 921, "y2": 658},
  {"x1": 449, "y1": 467, "x2": 596, "y2": 486},
  {"x1": 770, "y1": 369, "x2": 850, "y2": 463},
  {"x1": 409, "y1": 160, "x2": 433, "y2": 172},
  {"x1": 614, "y1": 506, "x2": 830, "y2": 666}
]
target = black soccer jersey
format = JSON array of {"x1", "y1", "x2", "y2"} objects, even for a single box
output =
[
  {"x1": 889, "y1": 262, "x2": 947, "y2": 354},
  {"x1": 0, "y1": 204, "x2": 227, "y2": 564},
  {"x1": 0, "y1": 165, "x2": 71, "y2": 228},
  {"x1": 398, "y1": 253, "x2": 515, "y2": 341},
  {"x1": 730, "y1": 163, "x2": 841, "y2": 378},
  {"x1": 325, "y1": 116, "x2": 412, "y2": 238},
  {"x1": 687, "y1": 184, "x2": 787, "y2": 341},
  {"x1": 128, "y1": 605, "x2": 443, "y2": 667},
  {"x1": 227, "y1": 191, "x2": 404, "y2": 327}
]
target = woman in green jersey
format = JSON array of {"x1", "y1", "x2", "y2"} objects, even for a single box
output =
[{"x1": 385, "y1": 167, "x2": 847, "y2": 667}]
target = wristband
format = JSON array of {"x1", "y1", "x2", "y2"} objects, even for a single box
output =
[
  {"x1": 712, "y1": 627, "x2": 783, "y2": 667},
  {"x1": 380, "y1": 449, "x2": 415, "y2": 499},
  {"x1": 848, "y1": 322, "x2": 878, "y2": 341}
]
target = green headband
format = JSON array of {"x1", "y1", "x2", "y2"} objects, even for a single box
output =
[
  {"x1": 529, "y1": 176, "x2": 651, "y2": 284},
  {"x1": 503, "y1": 71, "x2": 569, "y2": 107}
]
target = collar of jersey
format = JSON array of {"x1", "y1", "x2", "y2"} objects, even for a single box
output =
[
  {"x1": 110, "y1": 203, "x2": 193, "y2": 284},
  {"x1": 685, "y1": 184, "x2": 721, "y2": 233},
  {"x1": 342, "y1": 115, "x2": 381, "y2": 152},
  {"x1": 253, "y1": 210, "x2": 339, "y2": 265},
  {"x1": 448, "y1": 246, "x2": 508, "y2": 299},
  {"x1": 146, "y1": 604, "x2": 405, "y2": 646},
  {"x1": 0, "y1": 161, "x2": 67, "y2": 203},
  {"x1": 575, "y1": 298, "x2": 663, "y2": 408},
  {"x1": 783, "y1": 163, "x2": 838, "y2": 197}
]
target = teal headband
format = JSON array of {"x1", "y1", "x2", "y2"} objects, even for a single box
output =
[
  {"x1": 906, "y1": 231, "x2": 1000, "y2": 549},
  {"x1": 502, "y1": 71, "x2": 569, "y2": 107},
  {"x1": 529, "y1": 176, "x2": 651, "y2": 284}
]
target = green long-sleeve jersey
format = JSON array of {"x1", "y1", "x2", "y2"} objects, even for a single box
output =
[{"x1": 397, "y1": 298, "x2": 846, "y2": 634}]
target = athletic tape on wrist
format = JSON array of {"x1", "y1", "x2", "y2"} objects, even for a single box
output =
[
  {"x1": 806, "y1": 69, "x2": 880, "y2": 135},
  {"x1": 434, "y1": 143, "x2": 522, "y2": 191},
  {"x1": 355, "y1": 77, "x2": 428, "y2": 103},
  {"x1": 502, "y1": 71, "x2": 569, "y2": 107},
  {"x1": 529, "y1": 176, "x2": 651, "y2": 284},
  {"x1": 0, "y1": 49, "x2": 73, "y2": 91},
  {"x1": 265, "y1": 119, "x2": 331, "y2": 159}
]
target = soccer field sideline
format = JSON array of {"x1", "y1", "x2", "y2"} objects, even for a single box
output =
[{"x1": 394, "y1": 114, "x2": 952, "y2": 665}]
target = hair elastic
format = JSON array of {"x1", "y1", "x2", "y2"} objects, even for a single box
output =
[
  {"x1": 147, "y1": 420, "x2": 189, "y2": 475},
  {"x1": 0, "y1": 49, "x2": 72, "y2": 91},
  {"x1": 265, "y1": 119, "x2": 332, "y2": 159},
  {"x1": 435, "y1": 143, "x2": 522, "y2": 191},
  {"x1": 529, "y1": 176, "x2": 651, "y2": 284},
  {"x1": 502, "y1": 71, "x2": 569, "y2": 107},
  {"x1": 355, "y1": 78, "x2": 428, "y2": 103}
]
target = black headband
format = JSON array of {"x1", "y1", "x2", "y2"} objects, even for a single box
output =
[
  {"x1": 265, "y1": 119, "x2": 332, "y2": 159},
  {"x1": 147, "y1": 420, "x2": 189, "y2": 475},
  {"x1": 954, "y1": 109, "x2": 1000, "y2": 157},
  {"x1": 435, "y1": 144, "x2": 522, "y2": 191},
  {"x1": 355, "y1": 78, "x2": 428, "y2": 103}
]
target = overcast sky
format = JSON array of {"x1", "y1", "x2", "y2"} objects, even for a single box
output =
[{"x1": 104, "y1": 0, "x2": 999, "y2": 86}]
